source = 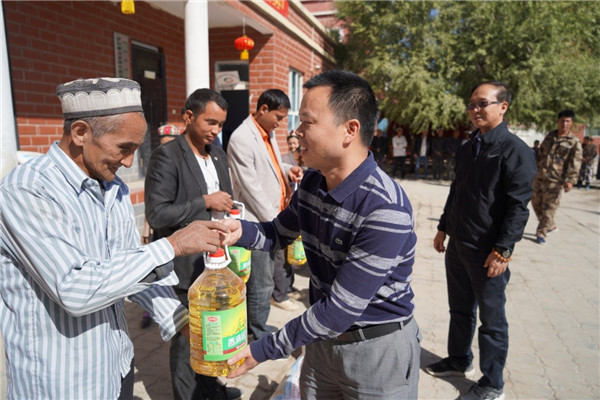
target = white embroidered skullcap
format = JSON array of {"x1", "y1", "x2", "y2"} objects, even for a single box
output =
[{"x1": 56, "y1": 77, "x2": 143, "y2": 119}]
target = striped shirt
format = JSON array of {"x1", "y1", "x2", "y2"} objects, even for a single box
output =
[
  {"x1": 238, "y1": 153, "x2": 416, "y2": 362},
  {"x1": 0, "y1": 142, "x2": 188, "y2": 399}
]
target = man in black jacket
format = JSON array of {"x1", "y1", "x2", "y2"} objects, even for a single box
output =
[
  {"x1": 413, "y1": 129, "x2": 432, "y2": 179},
  {"x1": 145, "y1": 89, "x2": 241, "y2": 400},
  {"x1": 426, "y1": 82, "x2": 536, "y2": 400}
]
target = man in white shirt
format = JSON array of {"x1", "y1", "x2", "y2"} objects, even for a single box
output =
[{"x1": 392, "y1": 127, "x2": 408, "y2": 178}]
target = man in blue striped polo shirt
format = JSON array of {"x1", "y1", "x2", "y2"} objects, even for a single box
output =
[
  {"x1": 0, "y1": 78, "x2": 228, "y2": 399},
  {"x1": 223, "y1": 70, "x2": 420, "y2": 399}
]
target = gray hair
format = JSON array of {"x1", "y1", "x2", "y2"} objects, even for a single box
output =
[{"x1": 63, "y1": 112, "x2": 144, "y2": 137}]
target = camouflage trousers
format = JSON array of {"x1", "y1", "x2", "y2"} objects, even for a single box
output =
[{"x1": 531, "y1": 177, "x2": 563, "y2": 238}]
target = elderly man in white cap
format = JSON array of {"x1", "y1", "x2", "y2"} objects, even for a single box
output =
[{"x1": 0, "y1": 78, "x2": 229, "y2": 400}]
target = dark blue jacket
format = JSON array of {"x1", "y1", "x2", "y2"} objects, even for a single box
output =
[{"x1": 438, "y1": 121, "x2": 536, "y2": 252}]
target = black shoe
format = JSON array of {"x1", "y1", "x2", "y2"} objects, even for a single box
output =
[
  {"x1": 425, "y1": 357, "x2": 475, "y2": 378},
  {"x1": 140, "y1": 314, "x2": 152, "y2": 329},
  {"x1": 459, "y1": 382, "x2": 505, "y2": 400},
  {"x1": 206, "y1": 381, "x2": 242, "y2": 400}
]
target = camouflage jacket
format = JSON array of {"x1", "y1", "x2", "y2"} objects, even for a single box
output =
[
  {"x1": 582, "y1": 143, "x2": 597, "y2": 165},
  {"x1": 536, "y1": 130, "x2": 582, "y2": 184}
]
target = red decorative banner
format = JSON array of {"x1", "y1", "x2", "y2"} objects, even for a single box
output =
[{"x1": 265, "y1": 0, "x2": 289, "y2": 18}]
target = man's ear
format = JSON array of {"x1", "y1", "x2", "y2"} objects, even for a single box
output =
[
  {"x1": 69, "y1": 120, "x2": 92, "y2": 146},
  {"x1": 343, "y1": 119, "x2": 361, "y2": 145},
  {"x1": 183, "y1": 109, "x2": 195, "y2": 125},
  {"x1": 499, "y1": 101, "x2": 509, "y2": 118},
  {"x1": 257, "y1": 104, "x2": 269, "y2": 116}
]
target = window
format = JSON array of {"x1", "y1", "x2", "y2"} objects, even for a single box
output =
[
  {"x1": 288, "y1": 69, "x2": 303, "y2": 132},
  {"x1": 215, "y1": 61, "x2": 249, "y2": 91}
]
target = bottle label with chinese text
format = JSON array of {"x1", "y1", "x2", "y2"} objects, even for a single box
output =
[{"x1": 202, "y1": 300, "x2": 247, "y2": 361}]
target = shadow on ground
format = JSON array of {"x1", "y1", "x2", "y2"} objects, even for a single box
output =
[{"x1": 420, "y1": 347, "x2": 476, "y2": 399}]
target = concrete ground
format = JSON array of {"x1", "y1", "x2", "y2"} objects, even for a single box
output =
[{"x1": 1, "y1": 178, "x2": 598, "y2": 399}]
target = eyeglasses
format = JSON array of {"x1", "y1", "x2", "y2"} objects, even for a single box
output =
[{"x1": 465, "y1": 101, "x2": 502, "y2": 111}]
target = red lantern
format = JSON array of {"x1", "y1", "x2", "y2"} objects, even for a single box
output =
[{"x1": 234, "y1": 35, "x2": 255, "y2": 60}]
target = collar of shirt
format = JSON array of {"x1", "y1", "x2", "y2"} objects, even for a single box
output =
[
  {"x1": 250, "y1": 114, "x2": 290, "y2": 210},
  {"x1": 550, "y1": 129, "x2": 575, "y2": 140},
  {"x1": 48, "y1": 141, "x2": 121, "y2": 202},
  {"x1": 319, "y1": 151, "x2": 377, "y2": 204},
  {"x1": 472, "y1": 120, "x2": 509, "y2": 145},
  {"x1": 252, "y1": 114, "x2": 269, "y2": 142}
]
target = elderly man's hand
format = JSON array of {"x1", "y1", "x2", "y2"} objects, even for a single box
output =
[{"x1": 167, "y1": 220, "x2": 230, "y2": 257}]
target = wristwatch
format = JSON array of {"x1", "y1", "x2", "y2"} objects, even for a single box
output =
[{"x1": 494, "y1": 247, "x2": 512, "y2": 259}]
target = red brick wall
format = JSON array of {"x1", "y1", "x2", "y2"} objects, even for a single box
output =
[
  {"x1": 4, "y1": 0, "x2": 187, "y2": 153},
  {"x1": 5, "y1": 0, "x2": 334, "y2": 155}
]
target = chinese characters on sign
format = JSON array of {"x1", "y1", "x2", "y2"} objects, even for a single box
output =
[{"x1": 265, "y1": 0, "x2": 289, "y2": 18}]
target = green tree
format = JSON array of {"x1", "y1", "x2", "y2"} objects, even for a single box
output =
[{"x1": 335, "y1": 1, "x2": 600, "y2": 132}]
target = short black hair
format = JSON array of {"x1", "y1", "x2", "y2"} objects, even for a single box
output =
[
  {"x1": 184, "y1": 89, "x2": 228, "y2": 117},
  {"x1": 471, "y1": 81, "x2": 512, "y2": 104},
  {"x1": 304, "y1": 70, "x2": 378, "y2": 147},
  {"x1": 558, "y1": 109, "x2": 575, "y2": 120},
  {"x1": 256, "y1": 89, "x2": 290, "y2": 111}
]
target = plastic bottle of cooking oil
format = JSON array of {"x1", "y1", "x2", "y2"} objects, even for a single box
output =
[
  {"x1": 188, "y1": 247, "x2": 247, "y2": 377},
  {"x1": 227, "y1": 202, "x2": 251, "y2": 282},
  {"x1": 287, "y1": 235, "x2": 307, "y2": 265}
]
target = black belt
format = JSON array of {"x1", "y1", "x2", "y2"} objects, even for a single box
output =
[{"x1": 335, "y1": 316, "x2": 413, "y2": 343}]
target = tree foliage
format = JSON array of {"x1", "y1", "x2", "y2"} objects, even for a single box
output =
[{"x1": 335, "y1": 1, "x2": 600, "y2": 132}]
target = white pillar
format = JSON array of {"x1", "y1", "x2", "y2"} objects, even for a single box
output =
[
  {"x1": 0, "y1": 4, "x2": 18, "y2": 179},
  {"x1": 0, "y1": 6, "x2": 11, "y2": 395},
  {"x1": 185, "y1": 0, "x2": 210, "y2": 96}
]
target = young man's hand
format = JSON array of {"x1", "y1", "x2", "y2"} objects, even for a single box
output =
[
  {"x1": 220, "y1": 219, "x2": 243, "y2": 247},
  {"x1": 226, "y1": 346, "x2": 260, "y2": 379},
  {"x1": 203, "y1": 191, "x2": 233, "y2": 212}
]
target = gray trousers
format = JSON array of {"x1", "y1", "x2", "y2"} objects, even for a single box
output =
[
  {"x1": 246, "y1": 249, "x2": 275, "y2": 339},
  {"x1": 300, "y1": 319, "x2": 421, "y2": 400}
]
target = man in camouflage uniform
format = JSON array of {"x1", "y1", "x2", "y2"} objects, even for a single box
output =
[
  {"x1": 577, "y1": 136, "x2": 597, "y2": 190},
  {"x1": 532, "y1": 109, "x2": 582, "y2": 244}
]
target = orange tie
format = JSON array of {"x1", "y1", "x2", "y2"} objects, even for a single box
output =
[{"x1": 252, "y1": 116, "x2": 291, "y2": 211}]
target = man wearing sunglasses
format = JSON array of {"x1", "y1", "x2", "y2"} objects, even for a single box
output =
[{"x1": 427, "y1": 82, "x2": 536, "y2": 400}]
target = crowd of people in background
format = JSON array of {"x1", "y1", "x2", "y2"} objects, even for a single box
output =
[
  {"x1": 368, "y1": 124, "x2": 472, "y2": 181},
  {"x1": 368, "y1": 119, "x2": 598, "y2": 188}
]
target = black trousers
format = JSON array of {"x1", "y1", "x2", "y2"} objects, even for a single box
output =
[
  {"x1": 445, "y1": 239, "x2": 510, "y2": 389},
  {"x1": 170, "y1": 332, "x2": 223, "y2": 400},
  {"x1": 118, "y1": 359, "x2": 134, "y2": 400},
  {"x1": 272, "y1": 249, "x2": 295, "y2": 302}
]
